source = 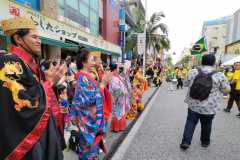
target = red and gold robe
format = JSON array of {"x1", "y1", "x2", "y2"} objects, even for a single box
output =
[{"x1": 0, "y1": 46, "x2": 63, "y2": 160}]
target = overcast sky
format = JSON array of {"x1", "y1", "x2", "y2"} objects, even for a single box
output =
[{"x1": 141, "y1": 0, "x2": 240, "y2": 63}]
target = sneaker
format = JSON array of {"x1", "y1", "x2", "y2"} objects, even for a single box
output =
[
  {"x1": 236, "y1": 113, "x2": 240, "y2": 117},
  {"x1": 223, "y1": 108, "x2": 230, "y2": 113},
  {"x1": 180, "y1": 143, "x2": 189, "y2": 150},
  {"x1": 201, "y1": 142, "x2": 210, "y2": 148}
]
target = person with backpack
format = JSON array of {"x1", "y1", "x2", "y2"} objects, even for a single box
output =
[{"x1": 180, "y1": 54, "x2": 230, "y2": 150}]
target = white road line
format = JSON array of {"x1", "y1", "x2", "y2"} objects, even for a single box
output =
[{"x1": 111, "y1": 88, "x2": 160, "y2": 160}]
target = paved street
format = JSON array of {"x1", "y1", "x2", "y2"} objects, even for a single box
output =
[
  {"x1": 64, "y1": 87, "x2": 157, "y2": 160},
  {"x1": 121, "y1": 83, "x2": 240, "y2": 160}
]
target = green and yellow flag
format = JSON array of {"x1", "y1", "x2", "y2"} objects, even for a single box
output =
[{"x1": 191, "y1": 37, "x2": 207, "y2": 55}]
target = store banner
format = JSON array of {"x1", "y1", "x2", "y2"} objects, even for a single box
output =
[
  {"x1": 1, "y1": 1, "x2": 121, "y2": 55},
  {"x1": 119, "y1": 7, "x2": 125, "y2": 32}
]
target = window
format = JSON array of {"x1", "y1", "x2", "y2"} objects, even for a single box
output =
[
  {"x1": 90, "y1": 0, "x2": 99, "y2": 11},
  {"x1": 58, "y1": 7, "x2": 64, "y2": 16},
  {"x1": 235, "y1": 49, "x2": 240, "y2": 54},
  {"x1": 66, "y1": 0, "x2": 78, "y2": 10},
  {"x1": 58, "y1": 0, "x2": 64, "y2": 6},
  {"x1": 58, "y1": 0, "x2": 99, "y2": 35},
  {"x1": 79, "y1": 3, "x2": 89, "y2": 17},
  {"x1": 81, "y1": 0, "x2": 89, "y2": 5},
  {"x1": 90, "y1": 23, "x2": 99, "y2": 36},
  {"x1": 15, "y1": 0, "x2": 40, "y2": 11},
  {"x1": 90, "y1": 10, "x2": 98, "y2": 25},
  {"x1": 58, "y1": 0, "x2": 64, "y2": 16}
]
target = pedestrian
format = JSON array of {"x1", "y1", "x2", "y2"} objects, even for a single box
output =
[
  {"x1": 71, "y1": 49, "x2": 108, "y2": 159},
  {"x1": 153, "y1": 71, "x2": 162, "y2": 87},
  {"x1": 146, "y1": 65, "x2": 154, "y2": 86},
  {"x1": 176, "y1": 67, "x2": 184, "y2": 89},
  {"x1": 90, "y1": 51, "x2": 113, "y2": 131},
  {"x1": 127, "y1": 67, "x2": 147, "y2": 119},
  {"x1": 121, "y1": 65, "x2": 132, "y2": 116},
  {"x1": 0, "y1": 17, "x2": 66, "y2": 160},
  {"x1": 224, "y1": 62, "x2": 240, "y2": 117},
  {"x1": 166, "y1": 68, "x2": 175, "y2": 91},
  {"x1": 180, "y1": 54, "x2": 230, "y2": 150},
  {"x1": 109, "y1": 63, "x2": 129, "y2": 132},
  {"x1": 56, "y1": 84, "x2": 70, "y2": 129},
  {"x1": 223, "y1": 67, "x2": 234, "y2": 98}
]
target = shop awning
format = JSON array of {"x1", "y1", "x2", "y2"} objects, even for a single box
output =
[
  {"x1": 79, "y1": 43, "x2": 121, "y2": 57},
  {"x1": 222, "y1": 55, "x2": 240, "y2": 66},
  {"x1": 40, "y1": 37, "x2": 79, "y2": 50}
]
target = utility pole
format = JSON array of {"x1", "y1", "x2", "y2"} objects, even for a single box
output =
[
  {"x1": 119, "y1": 1, "x2": 126, "y2": 64},
  {"x1": 143, "y1": 0, "x2": 147, "y2": 76}
]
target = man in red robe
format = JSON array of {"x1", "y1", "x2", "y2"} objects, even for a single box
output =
[{"x1": 0, "y1": 17, "x2": 66, "y2": 160}]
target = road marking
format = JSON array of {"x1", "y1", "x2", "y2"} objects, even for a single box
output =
[{"x1": 111, "y1": 88, "x2": 160, "y2": 160}]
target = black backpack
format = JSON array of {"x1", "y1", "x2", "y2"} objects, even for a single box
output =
[
  {"x1": 69, "y1": 130, "x2": 80, "y2": 153},
  {"x1": 189, "y1": 69, "x2": 216, "y2": 101}
]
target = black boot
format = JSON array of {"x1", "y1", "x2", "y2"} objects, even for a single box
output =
[{"x1": 223, "y1": 108, "x2": 231, "y2": 113}]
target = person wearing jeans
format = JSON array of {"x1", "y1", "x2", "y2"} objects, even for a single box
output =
[
  {"x1": 180, "y1": 54, "x2": 230, "y2": 150},
  {"x1": 182, "y1": 109, "x2": 215, "y2": 147}
]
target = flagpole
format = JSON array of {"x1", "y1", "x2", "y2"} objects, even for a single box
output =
[{"x1": 143, "y1": 0, "x2": 147, "y2": 76}]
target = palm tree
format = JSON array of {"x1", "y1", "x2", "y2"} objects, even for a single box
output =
[
  {"x1": 125, "y1": 11, "x2": 170, "y2": 62},
  {"x1": 125, "y1": 9, "x2": 145, "y2": 59},
  {"x1": 146, "y1": 12, "x2": 170, "y2": 61}
]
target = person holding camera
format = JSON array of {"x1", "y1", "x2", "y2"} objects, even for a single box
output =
[{"x1": 0, "y1": 17, "x2": 66, "y2": 160}]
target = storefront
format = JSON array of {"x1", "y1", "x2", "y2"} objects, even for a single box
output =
[
  {"x1": 226, "y1": 40, "x2": 240, "y2": 54},
  {"x1": 0, "y1": 1, "x2": 121, "y2": 60}
]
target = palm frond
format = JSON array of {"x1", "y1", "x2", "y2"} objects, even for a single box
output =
[
  {"x1": 149, "y1": 12, "x2": 165, "y2": 24},
  {"x1": 150, "y1": 23, "x2": 168, "y2": 35}
]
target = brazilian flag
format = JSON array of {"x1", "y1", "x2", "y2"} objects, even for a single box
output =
[{"x1": 191, "y1": 37, "x2": 207, "y2": 55}]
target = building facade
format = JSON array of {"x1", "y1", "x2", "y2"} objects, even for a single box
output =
[
  {"x1": 202, "y1": 16, "x2": 232, "y2": 55},
  {"x1": 0, "y1": 0, "x2": 121, "y2": 60},
  {"x1": 226, "y1": 9, "x2": 240, "y2": 54},
  {"x1": 102, "y1": 0, "x2": 120, "y2": 45}
]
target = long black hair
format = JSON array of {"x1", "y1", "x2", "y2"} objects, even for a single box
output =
[
  {"x1": 109, "y1": 63, "x2": 118, "y2": 72},
  {"x1": 76, "y1": 49, "x2": 90, "y2": 70},
  {"x1": 10, "y1": 28, "x2": 30, "y2": 45}
]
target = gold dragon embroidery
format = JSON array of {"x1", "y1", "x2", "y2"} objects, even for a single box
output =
[{"x1": 0, "y1": 61, "x2": 34, "y2": 111}]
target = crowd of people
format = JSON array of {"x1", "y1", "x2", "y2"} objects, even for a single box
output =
[
  {"x1": 1, "y1": 16, "x2": 238, "y2": 160},
  {"x1": 0, "y1": 17, "x2": 149, "y2": 160}
]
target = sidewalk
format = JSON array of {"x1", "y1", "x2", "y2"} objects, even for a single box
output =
[{"x1": 63, "y1": 87, "x2": 158, "y2": 160}]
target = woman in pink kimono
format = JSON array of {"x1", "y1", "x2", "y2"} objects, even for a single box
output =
[{"x1": 109, "y1": 63, "x2": 129, "y2": 132}]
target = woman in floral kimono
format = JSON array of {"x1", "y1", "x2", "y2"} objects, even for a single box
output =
[
  {"x1": 127, "y1": 67, "x2": 148, "y2": 120},
  {"x1": 109, "y1": 63, "x2": 129, "y2": 132},
  {"x1": 70, "y1": 50, "x2": 107, "y2": 160}
]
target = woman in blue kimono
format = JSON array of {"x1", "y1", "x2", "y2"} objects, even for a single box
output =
[{"x1": 71, "y1": 49, "x2": 107, "y2": 160}]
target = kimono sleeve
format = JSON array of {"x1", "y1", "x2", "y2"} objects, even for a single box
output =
[
  {"x1": 70, "y1": 75, "x2": 96, "y2": 117},
  {"x1": 109, "y1": 77, "x2": 124, "y2": 97}
]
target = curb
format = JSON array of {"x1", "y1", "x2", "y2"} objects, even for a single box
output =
[{"x1": 103, "y1": 87, "x2": 160, "y2": 160}]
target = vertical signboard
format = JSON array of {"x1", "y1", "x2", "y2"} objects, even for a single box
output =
[{"x1": 137, "y1": 33, "x2": 146, "y2": 55}]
